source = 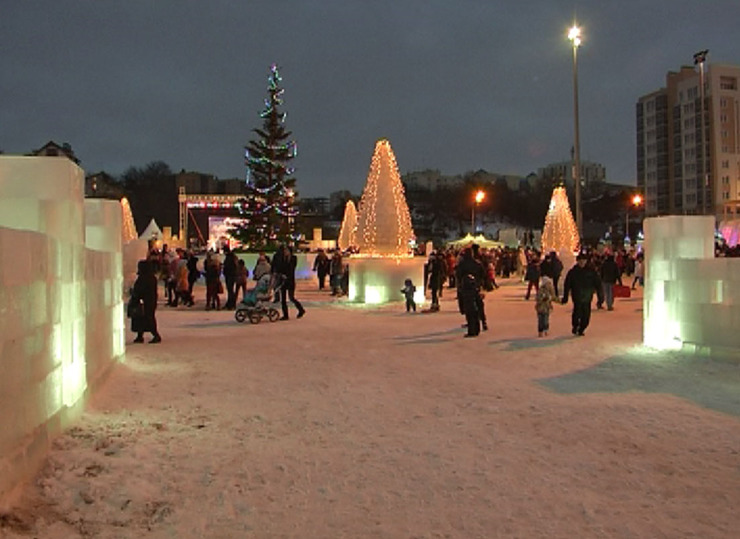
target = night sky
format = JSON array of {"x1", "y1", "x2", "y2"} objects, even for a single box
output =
[{"x1": 2, "y1": 1, "x2": 738, "y2": 197}]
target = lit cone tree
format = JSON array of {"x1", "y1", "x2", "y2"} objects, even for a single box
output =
[
  {"x1": 338, "y1": 200, "x2": 358, "y2": 251},
  {"x1": 541, "y1": 185, "x2": 580, "y2": 256},
  {"x1": 231, "y1": 64, "x2": 298, "y2": 250},
  {"x1": 355, "y1": 139, "x2": 414, "y2": 256},
  {"x1": 120, "y1": 197, "x2": 138, "y2": 244}
]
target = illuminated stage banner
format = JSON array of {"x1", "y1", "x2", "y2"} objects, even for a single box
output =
[{"x1": 208, "y1": 216, "x2": 247, "y2": 250}]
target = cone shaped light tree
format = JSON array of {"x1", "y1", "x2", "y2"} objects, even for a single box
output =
[
  {"x1": 338, "y1": 200, "x2": 358, "y2": 251},
  {"x1": 120, "y1": 197, "x2": 138, "y2": 244},
  {"x1": 541, "y1": 186, "x2": 580, "y2": 256},
  {"x1": 355, "y1": 139, "x2": 414, "y2": 256}
]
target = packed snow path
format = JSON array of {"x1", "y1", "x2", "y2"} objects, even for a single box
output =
[{"x1": 2, "y1": 278, "x2": 739, "y2": 538}]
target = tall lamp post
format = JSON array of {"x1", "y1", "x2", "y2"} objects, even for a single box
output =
[
  {"x1": 471, "y1": 190, "x2": 485, "y2": 234},
  {"x1": 625, "y1": 194, "x2": 643, "y2": 244},
  {"x1": 568, "y1": 24, "x2": 583, "y2": 240},
  {"x1": 693, "y1": 49, "x2": 709, "y2": 215}
]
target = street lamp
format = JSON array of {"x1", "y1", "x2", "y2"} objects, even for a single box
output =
[
  {"x1": 625, "y1": 194, "x2": 643, "y2": 245},
  {"x1": 471, "y1": 190, "x2": 485, "y2": 234},
  {"x1": 568, "y1": 23, "x2": 583, "y2": 240},
  {"x1": 693, "y1": 49, "x2": 709, "y2": 215}
]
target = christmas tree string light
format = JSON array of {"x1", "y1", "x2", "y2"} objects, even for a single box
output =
[
  {"x1": 338, "y1": 200, "x2": 358, "y2": 251},
  {"x1": 355, "y1": 139, "x2": 415, "y2": 257},
  {"x1": 541, "y1": 185, "x2": 580, "y2": 257},
  {"x1": 230, "y1": 63, "x2": 299, "y2": 249}
]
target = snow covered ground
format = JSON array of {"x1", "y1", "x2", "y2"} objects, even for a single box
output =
[{"x1": 2, "y1": 276, "x2": 739, "y2": 538}]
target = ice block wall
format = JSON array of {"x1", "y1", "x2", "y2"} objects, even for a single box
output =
[
  {"x1": 84, "y1": 199, "x2": 126, "y2": 387},
  {"x1": 643, "y1": 215, "x2": 740, "y2": 357},
  {"x1": 0, "y1": 157, "x2": 124, "y2": 501}
]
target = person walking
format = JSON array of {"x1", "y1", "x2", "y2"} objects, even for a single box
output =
[
  {"x1": 400, "y1": 278, "x2": 417, "y2": 313},
  {"x1": 329, "y1": 250, "x2": 344, "y2": 296},
  {"x1": 524, "y1": 252, "x2": 541, "y2": 300},
  {"x1": 550, "y1": 251, "x2": 564, "y2": 297},
  {"x1": 273, "y1": 245, "x2": 306, "y2": 320},
  {"x1": 129, "y1": 259, "x2": 161, "y2": 344},
  {"x1": 312, "y1": 249, "x2": 330, "y2": 290},
  {"x1": 426, "y1": 251, "x2": 446, "y2": 311},
  {"x1": 204, "y1": 252, "x2": 222, "y2": 311},
  {"x1": 235, "y1": 259, "x2": 249, "y2": 303},
  {"x1": 222, "y1": 246, "x2": 238, "y2": 310},
  {"x1": 535, "y1": 275, "x2": 557, "y2": 337},
  {"x1": 186, "y1": 251, "x2": 199, "y2": 306},
  {"x1": 631, "y1": 253, "x2": 644, "y2": 290},
  {"x1": 599, "y1": 253, "x2": 622, "y2": 311},
  {"x1": 561, "y1": 253, "x2": 603, "y2": 336},
  {"x1": 470, "y1": 244, "x2": 488, "y2": 330},
  {"x1": 456, "y1": 247, "x2": 486, "y2": 337}
]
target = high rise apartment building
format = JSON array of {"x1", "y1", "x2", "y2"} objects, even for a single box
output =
[{"x1": 637, "y1": 63, "x2": 740, "y2": 218}]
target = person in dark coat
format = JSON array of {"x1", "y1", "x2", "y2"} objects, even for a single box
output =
[
  {"x1": 312, "y1": 249, "x2": 330, "y2": 290},
  {"x1": 598, "y1": 253, "x2": 622, "y2": 311},
  {"x1": 329, "y1": 251, "x2": 344, "y2": 296},
  {"x1": 222, "y1": 246, "x2": 238, "y2": 310},
  {"x1": 524, "y1": 252, "x2": 541, "y2": 300},
  {"x1": 426, "y1": 251, "x2": 447, "y2": 311},
  {"x1": 561, "y1": 253, "x2": 603, "y2": 336},
  {"x1": 470, "y1": 244, "x2": 488, "y2": 330},
  {"x1": 550, "y1": 252, "x2": 564, "y2": 297},
  {"x1": 130, "y1": 259, "x2": 161, "y2": 343},
  {"x1": 186, "y1": 251, "x2": 199, "y2": 306},
  {"x1": 272, "y1": 245, "x2": 306, "y2": 320},
  {"x1": 455, "y1": 247, "x2": 486, "y2": 336}
]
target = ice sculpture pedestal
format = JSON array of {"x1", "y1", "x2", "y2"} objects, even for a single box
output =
[{"x1": 348, "y1": 257, "x2": 426, "y2": 305}]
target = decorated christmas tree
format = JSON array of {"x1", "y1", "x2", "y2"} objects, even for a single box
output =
[
  {"x1": 355, "y1": 139, "x2": 414, "y2": 256},
  {"x1": 541, "y1": 186, "x2": 580, "y2": 258},
  {"x1": 338, "y1": 200, "x2": 358, "y2": 251},
  {"x1": 231, "y1": 64, "x2": 298, "y2": 250}
]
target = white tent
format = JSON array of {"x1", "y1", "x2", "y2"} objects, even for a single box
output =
[
  {"x1": 139, "y1": 218, "x2": 163, "y2": 241},
  {"x1": 446, "y1": 233, "x2": 504, "y2": 249}
]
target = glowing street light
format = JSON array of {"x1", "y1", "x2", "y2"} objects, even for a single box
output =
[
  {"x1": 471, "y1": 190, "x2": 485, "y2": 234},
  {"x1": 626, "y1": 193, "x2": 643, "y2": 244},
  {"x1": 568, "y1": 23, "x2": 583, "y2": 240}
]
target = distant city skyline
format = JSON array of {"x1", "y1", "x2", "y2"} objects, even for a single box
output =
[{"x1": 2, "y1": 1, "x2": 738, "y2": 197}]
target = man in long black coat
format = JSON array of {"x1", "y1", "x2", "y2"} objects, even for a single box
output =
[
  {"x1": 561, "y1": 253, "x2": 603, "y2": 336},
  {"x1": 222, "y1": 246, "x2": 238, "y2": 310},
  {"x1": 455, "y1": 247, "x2": 486, "y2": 337},
  {"x1": 272, "y1": 245, "x2": 306, "y2": 320},
  {"x1": 130, "y1": 259, "x2": 162, "y2": 343}
]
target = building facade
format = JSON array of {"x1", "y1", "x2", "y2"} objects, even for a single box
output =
[
  {"x1": 537, "y1": 159, "x2": 606, "y2": 188},
  {"x1": 637, "y1": 63, "x2": 740, "y2": 218}
]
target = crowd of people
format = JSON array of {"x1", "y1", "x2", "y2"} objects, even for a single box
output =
[
  {"x1": 127, "y1": 243, "x2": 312, "y2": 343},
  {"x1": 412, "y1": 244, "x2": 651, "y2": 339},
  {"x1": 128, "y1": 238, "x2": 733, "y2": 344}
]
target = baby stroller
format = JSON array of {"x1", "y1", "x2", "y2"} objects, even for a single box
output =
[{"x1": 235, "y1": 273, "x2": 282, "y2": 324}]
